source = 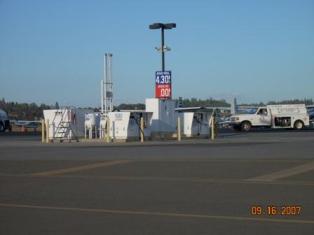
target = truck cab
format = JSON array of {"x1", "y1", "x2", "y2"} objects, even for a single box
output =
[
  {"x1": 230, "y1": 107, "x2": 271, "y2": 131},
  {"x1": 253, "y1": 107, "x2": 272, "y2": 126}
]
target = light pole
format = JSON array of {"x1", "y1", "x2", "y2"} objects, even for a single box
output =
[{"x1": 149, "y1": 23, "x2": 176, "y2": 71}]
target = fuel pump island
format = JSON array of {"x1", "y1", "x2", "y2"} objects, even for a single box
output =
[{"x1": 42, "y1": 23, "x2": 217, "y2": 143}]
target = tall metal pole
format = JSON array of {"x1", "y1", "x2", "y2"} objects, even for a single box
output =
[
  {"x1": 161, "y1": 27, "x2": 165, "y2": 71},
  {"x1": 104, "y1": 54, "x2": 108, "y2": 114},
  {"x1": 150, "y1": 23, "x2": 175, "y2": 71},
  {"x1": 101, "y1": 80, "x2": 104, "y2": 114},
  {"x1": 103, "y1": 53, "x2": 113, "y2": 114}
]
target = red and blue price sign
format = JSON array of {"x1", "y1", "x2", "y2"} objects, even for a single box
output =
[{"x1": 155, "y1": 71, "x2": 172, "y2": 99}]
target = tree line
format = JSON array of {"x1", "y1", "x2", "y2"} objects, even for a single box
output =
[
  {"x1": 177, "y1": 97, "x2": 230, "y2": 107},
  {"x1": 1, "y1": 98, "x2": 313, "y2": 120},
  {"x1": 0, "y1": 98, "x2": 53, "y2": 120},
  {"x1": 240, "y1": 98, "x2": 314, "y2": 107}
]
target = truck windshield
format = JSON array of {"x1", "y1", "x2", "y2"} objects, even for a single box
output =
[{"x1": 237, "y1": 108, "x2": 257, "y2": 114}]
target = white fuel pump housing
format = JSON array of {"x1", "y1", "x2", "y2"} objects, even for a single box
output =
[
  {"x1": 106, "y1": 111, "x2": 152, "y2": 141},
  {"x1": 84, "y1": 112, "x2": 100, "y2": 139},
  {"x1": 178, "y1": 112, "x2": 211, "y2": 137}
]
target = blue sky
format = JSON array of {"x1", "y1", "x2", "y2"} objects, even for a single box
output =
[{"x1": 0, "y1": 0, "x2": 313, "y2": 106}]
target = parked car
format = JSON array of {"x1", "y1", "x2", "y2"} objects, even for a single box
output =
[
  {"x1": 308, "y1": 110, "x2": 314, "y2": 121},
  {"x1": 0, "y1": 109, "x2": 11, "y2": 132}
]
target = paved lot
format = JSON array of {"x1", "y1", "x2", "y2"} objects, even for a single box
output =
[{"x1": 0, "y1": 131, "x2": 314, "y2": 234}]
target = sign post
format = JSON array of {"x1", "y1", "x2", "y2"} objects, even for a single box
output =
[{"x1": 155, "y1": 71, "x2": 172, "y2": 99}]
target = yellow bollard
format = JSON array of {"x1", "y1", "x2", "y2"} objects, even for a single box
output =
[
  {"x1": 177, "y1": 116, "x2": 181, "y2": 142},
  {"x1": 208, "y1": 117, "x2": 211, "y2": 140},
  {"x1": 214, "y1": 117, "x2": 218, "y2": 138},
  {"x1": 211, "y1": 115, "x2": 215, "y2": 141},
  {"x1": 106, "y1": 116, "x2": 110, "y2": 143},
  {"x1": 102, "y1": 118, "x2": 106, "y2": 141},
  {"x1": 45, "y1": 119, "x2": 49, "y2": 143},
  {"x1": 41, "y1": 119, "x2": 45, "y2": 143},
  {"x1": 140, "y1": 116, "x2": 144, "y2": 143}
]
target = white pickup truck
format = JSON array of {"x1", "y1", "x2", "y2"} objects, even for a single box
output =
[{"x1": 230, "y1": 104, "x2": 310, "y2": 131}]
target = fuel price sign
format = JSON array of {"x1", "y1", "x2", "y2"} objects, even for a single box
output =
[{"x1": 155, "y1": 71, "x2": 172, "y2": 99}]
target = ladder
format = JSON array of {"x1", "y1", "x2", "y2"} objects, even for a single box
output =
[{"x1": 52, "y1": 108, "x2": 79, "y2": 142}]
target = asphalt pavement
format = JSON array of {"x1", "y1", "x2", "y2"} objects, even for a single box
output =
[{"x1": 0, "y1": 130, "x2": 313, "y2": 234}]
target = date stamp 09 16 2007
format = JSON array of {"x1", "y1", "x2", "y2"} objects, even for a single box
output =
[{"x1": 250, "y1": 205, "x2": 302, "y2": 216}]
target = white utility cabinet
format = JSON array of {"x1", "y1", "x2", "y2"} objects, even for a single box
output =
[
  {"x1": 145, "y1": 98, "x2": 177, "y2": 134},
  {"x1": 107, "y1": 111, "x2": 152, "y2": 141},
  {"x1": 43, "y1": 108, "x2": 90, "y2": 140},
  {"x1": 178, "y1": 112, "x2": 211, "y2": 137}
]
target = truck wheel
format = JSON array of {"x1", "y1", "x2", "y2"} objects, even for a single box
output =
[
  {"x1": 241, "y1": 121, "x2": 251, "y2": 132},
  {"x1": 294, "y1": 120, "x2": 304, "y2": 130}
]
